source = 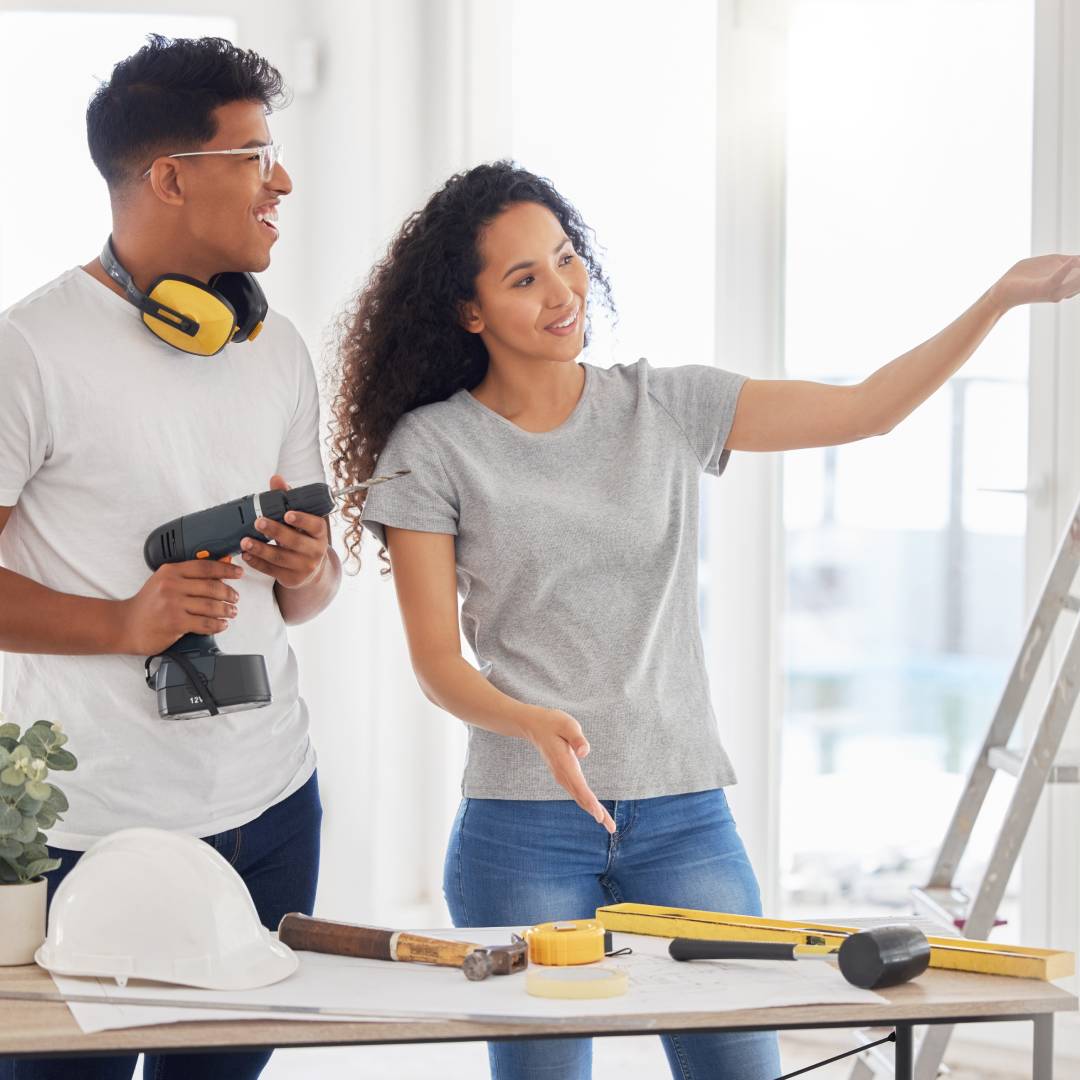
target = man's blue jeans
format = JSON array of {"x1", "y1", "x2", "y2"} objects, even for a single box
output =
[
  {"x1": 0, "y1": 771, "x2": 321, "y2": 1080},
  {"x1": 444, "y1": 787, "x2": 782, "y2": 1080}
]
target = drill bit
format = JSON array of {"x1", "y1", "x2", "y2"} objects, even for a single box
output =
[{"x1": 331, "y1": 469, "x2": 411, "y2": 500}]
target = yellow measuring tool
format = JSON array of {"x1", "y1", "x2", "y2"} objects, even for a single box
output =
[
  {"x1": 595, "y1": 904, "x2": 1074, "y2": 981},
  {"x1": 525, "y1": 920, "x2": 608, "y2": 965}
]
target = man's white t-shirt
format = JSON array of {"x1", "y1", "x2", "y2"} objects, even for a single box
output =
[{"x1": 0, "y1": 267, "x2": 323, "y2": 849}]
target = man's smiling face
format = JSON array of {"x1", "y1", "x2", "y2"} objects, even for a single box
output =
[{"x1": 166, "y1": 98, "x2": 292, "y2": 274}]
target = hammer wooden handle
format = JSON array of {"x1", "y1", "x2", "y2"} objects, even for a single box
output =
[{"x1": 278, "y1": 913, "x2": 477, "y2": 969}]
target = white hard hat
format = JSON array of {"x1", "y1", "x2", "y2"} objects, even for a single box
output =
[{"x1": 35, "y1": 827, "x2": 298, "y2": 990}]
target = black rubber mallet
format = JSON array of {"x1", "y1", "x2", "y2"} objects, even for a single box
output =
[{"x1": 669, "y1": 925, "x2": 932, "y2": 990}]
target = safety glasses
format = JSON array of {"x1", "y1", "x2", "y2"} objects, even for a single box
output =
[{"x1": 142, "y1": 142, "x2": 285, "y2": 183}]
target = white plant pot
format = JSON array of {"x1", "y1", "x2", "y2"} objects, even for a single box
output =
[{"x1": 0, "y1": 878, "x2": 47, "y2": 965}]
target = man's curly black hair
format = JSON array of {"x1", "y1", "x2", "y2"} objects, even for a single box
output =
[
  {"x1": 328, "y1": 161, "x2": 616, "y2": 571},
  {"x1": 86, "y1": 34, "x2": 288, "y2": 189}
]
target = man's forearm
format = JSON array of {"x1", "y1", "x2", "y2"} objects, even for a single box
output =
[
  {"x1": 0, "y1": 567, "x2": 124, "y2": 654},
  {"x1": 274, "y1": 546, "x2": 342, "y2": 625}
]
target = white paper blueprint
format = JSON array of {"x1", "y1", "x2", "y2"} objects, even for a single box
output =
[{"x1": 50, "y1": 928, "x2": 885, "y2": 1034}]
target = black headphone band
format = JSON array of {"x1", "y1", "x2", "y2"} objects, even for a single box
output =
[{"x1": 100, "y1": 237, "x2": 147, "y2": 309}]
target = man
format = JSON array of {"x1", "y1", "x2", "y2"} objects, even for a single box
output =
[{"x1": 0, "y1": 35, "x2": 338, "y2": 1079}]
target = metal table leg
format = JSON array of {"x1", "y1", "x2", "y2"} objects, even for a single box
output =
[
  {"x1": 1033, "y1": 1014, "x2": 1054, "y2": 1080},
  {"x1": 894, "y1": 1024, "x2": 914, "y2": 1080}
]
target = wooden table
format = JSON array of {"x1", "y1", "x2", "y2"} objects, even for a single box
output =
[{"x1": 0, "y1": 961, "x2": 1075, "y2": 1079}]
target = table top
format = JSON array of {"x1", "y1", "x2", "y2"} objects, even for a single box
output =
[{"x1": 0, "y1": 960, "x2": 1075, "y2": 1057}]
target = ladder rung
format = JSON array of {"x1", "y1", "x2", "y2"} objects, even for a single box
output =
[
  {"x1": 911, "y1": 885, "x2": 969, "y2": 930},
  {"x1": 848, "y1": 1028, "x2": 895, "y2": 1071},
  {"x1": 987, "y1": 746, "x2": 1080, "y2": 783},
  {"x1": 911, "y1": 885, "x2": 1008, "y2": 932}
]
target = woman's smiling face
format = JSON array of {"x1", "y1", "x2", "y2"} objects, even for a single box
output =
[{"x1": 463, "y1": 201, "x2": 589, "y2": 365}]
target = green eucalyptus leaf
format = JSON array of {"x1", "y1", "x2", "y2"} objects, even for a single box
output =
[
  {"x1": 21, "y1": 843, "x2": 46, "y2": 862},
  {"x1": 11, "y1": 745, "x2": 30, "y2": 764},
  {"x1": 53, "y1": 733, "x2": 68, "y2": 747},
  {"x1": 45, "y1": 749, "x2": 76, "y2": 771},
  {"x1": 24, "y1": 781, "x2": 51, "y2": 802},
  {"x1": 23, "y1": 732, "x2": 49, "y2": 759},
  {"x1": 0, "y1": 747, "x2": 10, "y2": 770},
  {"x1": 0, "y1": 805, "x2": 22, "y2": 835},
  {"x1": 19, "y1": 797, "x2": 43, "y2": 817},
  {"x1": 14, "y1": 817, "x2": 37, "y2": 844},
  {"x1": 35, "y1": 811, "x2": 57, "y2": 830},
  {"x1": 0, "y1": 724, "x2": 19, "y2": 740},
  {"x1": 44, "y1": 786, "x2": 68, "y2": 813},
  {"x1": 0, "y1": 767, "x2": 23, "y2": 787},
  {"x1": 21, "y1": 858, "x2": 59, "y2": 881},
  {"x1": 0, "y1": 857, "x2": 19, "y2": 884},
  {"x1": 0, "y1": 783, "x2": 24, "y2": 800},
  {"x1": 0, "y1": 839, "x2": 23, "y2": 860}
]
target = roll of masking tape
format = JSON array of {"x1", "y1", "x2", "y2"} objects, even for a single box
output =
[{"x1": 525, "y1": 965, "x2": 629, "y2": 1000}]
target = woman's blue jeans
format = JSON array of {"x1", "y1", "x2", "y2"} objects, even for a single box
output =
[
  {"x1": 0, "y1": 771, "x2": 322, "y2": 1080},
  {"x1": 444, "y1": 787, "x2": 782, "y2": 1080}
]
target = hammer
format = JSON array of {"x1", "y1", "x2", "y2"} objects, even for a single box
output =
[
  {"x1": 669, "y1": 925, "x2": 931, "y2": 990},
  {"x1": 278, "y1": 913, "x2": 529, "y2": 981}
]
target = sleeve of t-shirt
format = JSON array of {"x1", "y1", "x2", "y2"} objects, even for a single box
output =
[
  {"x1": 646, "y1": 361, "x2": 748, "y2": 477},
  {"x1": 361, "y1": 413, "x2": 459, "y2": 547},
  {"x1": 275, "y1": 331, "x2": 327, "y2": 489},
  {"x1": 0, "y1": 320, "x2": 51, "y2": 506}
]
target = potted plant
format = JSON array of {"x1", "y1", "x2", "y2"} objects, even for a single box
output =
[{"x1": 0, "y1": 716, "x2": 77, "y2": 965}]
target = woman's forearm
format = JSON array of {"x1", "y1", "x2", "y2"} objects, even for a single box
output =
[
  {"x1": 853, "y1": 286, "x2": 1005, "y2": 437},
  {"x1": 414, "y1": 653, "x2": 540, "y2": 739},
  {"x1": 729, "y1": 254, "x2": 1080, "y2": 453}
]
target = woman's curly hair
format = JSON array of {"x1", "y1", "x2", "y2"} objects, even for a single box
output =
[{"x1": 327, "y1": 161, "x2": 615, "y2": 570}]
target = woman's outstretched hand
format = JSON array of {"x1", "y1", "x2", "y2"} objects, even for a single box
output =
[
  {"x1": 992, "y1": 254, "x2": 1080, "y2": 311},
  {"x1": 522, "y1": 707, "x2": 616, "y2": 833}
]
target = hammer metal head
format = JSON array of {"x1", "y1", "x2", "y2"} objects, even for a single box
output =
[{"x1": 462, "y1": 935, "x2": 529, "y2": 980}]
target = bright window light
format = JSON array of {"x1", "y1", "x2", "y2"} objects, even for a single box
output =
[
  {"x1": 0, "y1": 13, "x2": 236, "y2": 308},
  {"x1": 780, "y1": 0, "x2": 1034, "y2": 924}
]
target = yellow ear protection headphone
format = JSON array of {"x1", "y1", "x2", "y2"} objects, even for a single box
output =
[{"x1": 100, "y1": 237, "x2": 267, "y2": 356}]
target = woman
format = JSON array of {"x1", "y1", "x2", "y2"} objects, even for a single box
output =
[{"x1": 329, "y1": 161, "x2": 1079, "y2": 1080}]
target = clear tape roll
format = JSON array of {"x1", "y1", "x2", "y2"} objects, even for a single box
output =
[{"x1": 525, "y1": 965, "x2": 629, "y2": 999}]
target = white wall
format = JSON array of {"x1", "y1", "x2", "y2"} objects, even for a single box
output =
[{"x1": 284, "y1": 0, "x2": 472, "y2": 924}]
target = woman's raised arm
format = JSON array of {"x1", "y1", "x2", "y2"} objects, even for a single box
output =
[{"x1": 726, "y1": 253, "x2": 1080, "y2": 453}]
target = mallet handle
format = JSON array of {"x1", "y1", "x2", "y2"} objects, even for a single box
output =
[
  {"x1": 278, "y1": 913, "x2": 477, "y2": 969},
  {"x1": 669, "y1": 939, "x2": 801, "y2": 962}
]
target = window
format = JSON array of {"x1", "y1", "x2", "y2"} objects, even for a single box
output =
[{"x1": 779, "y1": 0, "x2": 1034, "y2": 925}]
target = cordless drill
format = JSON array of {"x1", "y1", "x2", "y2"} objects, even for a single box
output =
[{"x1": 142, "y1": 472, "x2": 408, "y2": 719}]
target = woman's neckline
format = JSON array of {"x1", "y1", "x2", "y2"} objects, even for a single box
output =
[{"x1": 461, "y1": 363, "x2": 592, "y2": 436}]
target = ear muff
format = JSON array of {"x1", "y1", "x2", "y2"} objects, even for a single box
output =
[
  {"x1": 142, "y1": 274, "x2": 239, "y2": 357},
  {"x1": 208, "y1": 271, "x2": 268, "y2": 343},
  {"x1": 100, "y1": 237, "x2": 268, "y2": 357}
]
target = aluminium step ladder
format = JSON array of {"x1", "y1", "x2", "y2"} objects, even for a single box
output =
[{"x1": 850, "y1": 491, "x2": 1080, "y2": 1080}]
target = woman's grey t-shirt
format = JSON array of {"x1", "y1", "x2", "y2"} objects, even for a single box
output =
[{"x1": 362, "y1": 359, "x2": 747, "y2": 801}]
